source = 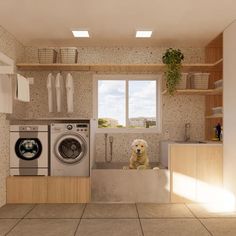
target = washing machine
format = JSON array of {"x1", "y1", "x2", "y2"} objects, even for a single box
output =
[
  {"x1": 50, "y1": 122, "x2": 90, "y2": 176},
  {"x1": 10, "y1": 125, "x2": 49, "y2": 176}
]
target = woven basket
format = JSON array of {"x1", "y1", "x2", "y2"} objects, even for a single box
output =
[
  {"x1": 59, "y1": 47, "x2": 78, "y2": 64},
  {"x1": 38, "y1": 48, "x2": 57, "y2": 64},
  {"x1": 214, "y1": 79, "x2": 223, "y2": 88},
  {"x1": 176, "y1": 73, "x2": 188, "y2": 89},
  {"x1": 191, "y1": 73, "x2": 209, "y2": 89}
]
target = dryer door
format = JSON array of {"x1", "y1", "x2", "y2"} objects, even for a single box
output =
[
  {"x1": 15, "y1": 138, "x2": 42, "y2": 161},
  {"x1": 54, "y1": 134, "x2": 87, "y2": 164}
]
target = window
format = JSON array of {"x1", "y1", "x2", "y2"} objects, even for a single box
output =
[{"x1": 93, "y1": 74, "x2": 161, "y2": 133}]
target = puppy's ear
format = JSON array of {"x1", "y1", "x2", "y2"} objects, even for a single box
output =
[
  {"x1": 131, "y1": 139, "x2": 137, "y2": 147},
  {"x1": 143, "y1": 140, "x2": 148, "y2": 148}
]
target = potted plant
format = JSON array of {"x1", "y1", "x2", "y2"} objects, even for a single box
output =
[{"x1": 162, "y1": 48, "x2": 184, "y2": 95}]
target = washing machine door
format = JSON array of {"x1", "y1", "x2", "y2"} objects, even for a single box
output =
[
  {"x1": 15, "y1": 138, "x2": 42, "y2": 161},
  {"x1": 54, "y1": 134, "x2": 87, "y2": 164}
]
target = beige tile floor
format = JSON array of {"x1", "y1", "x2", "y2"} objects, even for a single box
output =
[{"x1": 0, "y1": 203, "x2": 236, "y2": 235}]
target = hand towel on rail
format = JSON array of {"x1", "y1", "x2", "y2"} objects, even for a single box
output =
[
  {"x1": 15, "y1": 74, "x2": 30, "y2": 102},
  {"x1": 66, "y1": 73, "x2": 74, "y2": 113},
  {"x1": 0, "y1": 74, "x2": 12, "y2": 113}
]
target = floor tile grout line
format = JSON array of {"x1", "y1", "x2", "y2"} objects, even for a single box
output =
[
  {"x1": 17, "y1": 217, "x2": 86, "y2": 219},
  {"x1": 184, "y1": 204, "x2": 199, "y2": 219},
  {"x1": 22, "y1": 204, "x2": 38, "y2": 219},
  {"x1": 74, "y1": 203, "x2": 87, "y2": 236},
  {"x1": 185, "y1": 204, "x2": 213, "y2": 236},
  {"x1": 198, "y1": 218, "x2": 214, "y2": 236},
  {"x1": 133, "y1": 217, "x2": 196, "y2": 219},
  {"x1": 5, "y1": 218, "x2": 23, "y2": 236},
  {"x1": 135, "y1": 203, "x2": 144, "y2": 236},
  {"x1": 135, "y1": 203, "x2": 140, "y2": 218},
  {"x1": 73, "y1": 218, "x2": 81, "y2": 236},
  {"x1": 81, "y1": 217, "x2": 139, "y2": 219},
  {"x1": 1, "y1": 217, "x2": 201, "y2": 220},
  {"x1": 81, "y1": 203, "x2": 88, "y2": 219},
  {"x1": 5, "y1": 204, "x2": 39, "y2": 234}
]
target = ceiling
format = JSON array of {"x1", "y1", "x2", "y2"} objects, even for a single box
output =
[{"x1": 0, "y1": 0, "x2": 236, "y2": 47}]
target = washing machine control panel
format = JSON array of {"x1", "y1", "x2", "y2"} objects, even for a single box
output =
[
  {"x1": 62, "y1": 123, "x2": 89, "y2": 133},
  {"x1": 76, "y1": 124, "x2": 89, "y2": 132}
]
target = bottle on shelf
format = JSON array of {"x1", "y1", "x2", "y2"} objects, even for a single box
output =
[{"x1": 213, "y1": 123, "x2": 222, "y2": 141}]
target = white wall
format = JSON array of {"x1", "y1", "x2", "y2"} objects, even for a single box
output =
[{"x1": 223, "y1": 20, "x2": 236, "y2": 205}]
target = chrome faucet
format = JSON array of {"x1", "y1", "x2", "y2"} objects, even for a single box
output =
[{"x1": 184, "y1": 123, "x2": 191, "y2": 142}]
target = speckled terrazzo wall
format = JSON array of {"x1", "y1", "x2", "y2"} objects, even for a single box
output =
[
  {"x1": 95, "y1": 95, "x2": 205, "y2": 163},
  {"x1": 0, "y1": 25, "x2": 24, "y2": 206},
  {"x1": 12, "y1": 71, "x2": 93, "y2": 119},
  {"x1": 24, "y1": 46, "x2": 204, "y2": 64},
  {"x1": 14, "y1": 46, "x2": 206, "y2": 163}
]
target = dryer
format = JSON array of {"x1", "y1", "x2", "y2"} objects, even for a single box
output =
[
  {"x1": 10, "y1": 125, "x2": 49, "y2": 176},
  {"x1": 50, "y1": 122, "x2": 90, "y2": 176}
]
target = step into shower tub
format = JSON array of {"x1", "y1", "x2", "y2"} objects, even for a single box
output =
[{"x1": 91, "y1": 162, "x2": 170, "y2": 203}]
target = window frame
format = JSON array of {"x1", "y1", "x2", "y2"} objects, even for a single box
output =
[{"x1": 93, "y1": 74, "x2": 162, "y2": 134}]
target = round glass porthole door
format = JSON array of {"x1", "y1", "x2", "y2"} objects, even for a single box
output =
[
  {"x1": 55, "y1": 134, "x2": 87, "y2": 164},
  {"x1": 15, "y1": 138, "x2": 42, "y2": 161}
]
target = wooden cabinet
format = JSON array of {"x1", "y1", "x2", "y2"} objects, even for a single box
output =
[
  {"x1": 170, "y1": 145, "x2": 197, "y2": 203},
  {"x1": 196, "y1": 146, "x2": 223, "y2": 202},
  {"x1": 7, "y1": 177, "x2": 47, "y2": 203},
  {"x1": 170, "y1": 144, "x2": 223, "y2": 203},
  {"x1": 47, "y1": 177, "x2": 90, "y2": 203},
  {"x1": 6, "y1": 176, "x2": 90, "y2": 203}
]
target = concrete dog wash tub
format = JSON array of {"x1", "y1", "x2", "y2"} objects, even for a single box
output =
[{"x1": 91, "y1": 162, "x2": 170, "y2": 203}]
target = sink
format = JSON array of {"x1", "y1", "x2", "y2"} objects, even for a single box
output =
[{"x1": 175, "y1": 141, "x2": 207, "y2": 144}]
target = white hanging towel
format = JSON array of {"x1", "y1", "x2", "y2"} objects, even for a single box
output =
[
  {"x1": 0, "y1": 74, "x2": 12, "y2": 113},
  {"x1": 15, "y1": 74, "x2": 30, "y2": 102},
  {"x1": 47, "y1": 73, "x2": 54, "y2": 112},
  {"x1": 66, "y1": 73, "x2": 74, "y2": 113},
  {"x1": 55, "y1": 72, "x2": 63, "y2": 112}
]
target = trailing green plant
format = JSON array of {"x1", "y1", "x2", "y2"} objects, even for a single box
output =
[{"x1": 162, "y1": 48, "x2": 184, "y2": 95}]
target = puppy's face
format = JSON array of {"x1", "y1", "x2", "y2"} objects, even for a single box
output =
[{"x1": 131, "y1": 139, "x2": 148, "y2": 156}]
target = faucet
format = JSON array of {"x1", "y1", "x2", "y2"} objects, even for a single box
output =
[{"x1": 184, "y1": 123, "x2": 191, "y2": 142}]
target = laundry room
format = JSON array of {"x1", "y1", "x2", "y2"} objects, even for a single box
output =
[{"x1": 1, "y1": 1, "x2": 236, "y2": 235}]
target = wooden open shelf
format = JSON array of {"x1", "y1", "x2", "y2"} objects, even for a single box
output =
[
  {"x1": 16, "y1": 58, "x2": 223, "y2": 73},
  {"x1": 205, "y1": 34, "x2": 223, "y2": 140},
  {"x1": 205, "y1": 114, "x2": 223, "y2": 119},
  {"x1": 162, "y1": 87, "x2": 222, "y2": 95}
]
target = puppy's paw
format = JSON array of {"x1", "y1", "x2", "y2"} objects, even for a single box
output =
[
  {"x1": 137, "y1": 165, "x2": 147, "y2": 170},
  {"x1": 153, "y1": 167, "x2": 160, "y2": 170}
]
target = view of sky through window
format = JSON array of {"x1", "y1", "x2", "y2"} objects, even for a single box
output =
[
  {"x1": 98, "y1": 80, "x2": 126, "y2": 126},
  {"x1": 98, "y1": 80, "x2": 157, "y2": 128}
]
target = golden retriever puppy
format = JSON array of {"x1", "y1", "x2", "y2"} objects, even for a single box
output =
[{"x1": 129, "y1": 139, "x2": 150, "y2": 169}]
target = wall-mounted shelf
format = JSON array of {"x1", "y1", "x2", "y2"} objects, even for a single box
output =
[
  {"x1": 205, "y1": 114, "x2": 223, "y2": 119},
  {"x1": 16, "y1": 59, "x2": 223, "y2": 73},
  {"x1": 162, "y1": 87, "x2": 223, "y2": 95}
]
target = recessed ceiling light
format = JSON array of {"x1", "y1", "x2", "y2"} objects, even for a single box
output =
[
  {"x1": 136, "y1": 30, "x2": 152, "y2": 38},
  {"x1": 72, "y1": 30, "x2": 90, "y2": 38}
]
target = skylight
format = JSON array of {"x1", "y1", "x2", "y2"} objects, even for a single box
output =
[
  {"x1": 135, "y1": 30, "x2": 153, "y2": 38},
  {"x1": 72, "y1": 30, "x2": 90, "y2": 38}
]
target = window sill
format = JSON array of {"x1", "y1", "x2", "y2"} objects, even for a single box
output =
[{"x1": 95, "y1": 128, "x2": 161, "y2": 134}]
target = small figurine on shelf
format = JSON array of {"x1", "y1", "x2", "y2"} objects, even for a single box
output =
[{"x1": 215, "y1": 123, "x2": 222, "y2": 141}]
